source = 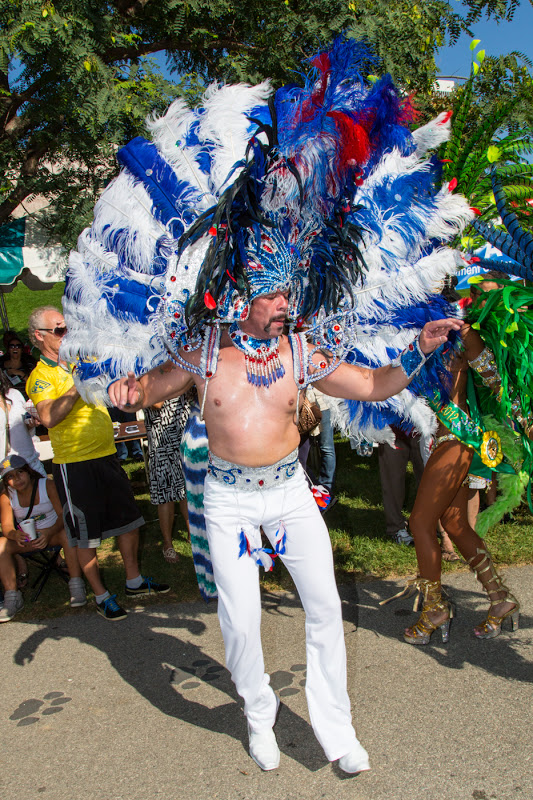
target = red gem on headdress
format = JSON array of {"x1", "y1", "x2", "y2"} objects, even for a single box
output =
[
  {"x1": 170, "y1": 276, "x2": 176, "y2": 282},
  {"x1": 204, "y1": 291, "x2": 217, "y2": 310},
  {"x1": 206, "y1": 370, "x2": 213, "y2": 378},
  {"x1": 258, "y1": 480, "x2": 264, "y2": 486},
  {"x1": 320, "y1": 361, "x2": 326, "y2": 369}
]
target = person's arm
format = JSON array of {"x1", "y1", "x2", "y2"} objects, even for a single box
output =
[
  {"x1": 315, "y1": 318, "x2": 462, "y2": 401},
  {"x1": 0, "y1": 492, "x2": 27, "y2": 547},
  {"x1": 108, "y1": 359, "x2": 194, "y2": 412},
  {"x1": 34, "y1": 384, "x2": 80, "y2": 429}
]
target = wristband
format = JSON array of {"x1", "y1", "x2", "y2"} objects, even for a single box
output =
[{"x1": 391, "y1": 336, "x2": 428, "y2": 380}]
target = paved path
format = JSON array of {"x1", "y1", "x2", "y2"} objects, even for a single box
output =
[{"x1": 1, "y1": 565, "x2": 532, "y2": 800}]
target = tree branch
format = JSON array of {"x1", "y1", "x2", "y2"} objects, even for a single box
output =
[
  {"x1": 113, "y1": 0, "x2": 151, "y2": 16},
  {"x1": 0, "y1": 124, "x2": 64, "y2": 224},
  {"x1": 102, "y1": 36, "x2": 261, "y2": 64}
]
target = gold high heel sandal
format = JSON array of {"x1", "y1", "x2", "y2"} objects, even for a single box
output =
[
  {"x1": 467, "y1": 547, "x2": 520, "y2": 639},
  {"x1": 380, "y1": 577, "x2": 453, "y2": 646}
]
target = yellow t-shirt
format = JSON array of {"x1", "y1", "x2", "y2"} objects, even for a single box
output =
[{"x1": 26, "y1": 357, "x2": 116, "y2": 464}]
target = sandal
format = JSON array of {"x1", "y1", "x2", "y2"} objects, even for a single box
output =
[
  {"x1": 441, "y1": 548, "x2": 460, "y2": 562},
  {"x1": 162, "y1": 547, "x2": 180, "y2": 564},
  {"x1": 17, "y1": 572, "x2": 29, "y2": 590}
]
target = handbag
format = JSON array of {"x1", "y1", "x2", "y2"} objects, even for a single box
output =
[{"x1": 297, "y1": 395, "x2": 322, "y2": 436}]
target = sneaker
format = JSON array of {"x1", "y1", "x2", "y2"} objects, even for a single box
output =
[
  {"x1": 96, "y1": 594, "x2": 127, "y2": 621},
  {"x1": 393, "y1": 529, "x2": 414, "y2": 546},
  {"x1": 338, "y1": 740, "x2": 371, "y2": 774},
  {"x1": 69, "y1": 577, "x2": 87, "y2": 608},
  {"x1": 0, "y1": 589, "x2": 24, "y2": 623},
  {"x1": 125, "y1": 576, "x2": 170, "y2": 596}
]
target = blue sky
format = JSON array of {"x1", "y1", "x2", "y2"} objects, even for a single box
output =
[
  {"x1": 153, "y1": 3, "x2": 533, "y2": 83},
  {"x1": 436, "y1": 1, "x2": 533, "y2": 78}
]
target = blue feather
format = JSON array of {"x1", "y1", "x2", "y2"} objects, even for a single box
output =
[{"x1": 117, "y1": 137, "x2": 201, "y2": 239}]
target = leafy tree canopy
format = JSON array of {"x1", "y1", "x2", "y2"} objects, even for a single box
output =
[{"x1": 0, "y1": 0, "x2": 528, "y2": 247}]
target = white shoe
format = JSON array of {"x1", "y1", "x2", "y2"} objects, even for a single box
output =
[
  {"x1": 0, "y1": 590, "x2": 24, "y2": 622},
  {"x1": 248, "y1": 726, "x2": 280, "y2": 771},
  {"x1": 338, "y1": 741, "x2": 371, "y2": 774},
  {"x1": 248, "y1": 697, "x2": 281, "y2": 771}
]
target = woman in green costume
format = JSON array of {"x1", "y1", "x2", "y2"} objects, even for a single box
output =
[{"x1": 385, "y1": 318, "x2": 524, "y2": 644}]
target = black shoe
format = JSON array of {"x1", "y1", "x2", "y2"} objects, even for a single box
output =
[
  {"x1": 96, "y1": 594, "x2": 127, "y2": 621},
  {"x1": 125, "y1": 576, "x2": 170, "y2": 596}
]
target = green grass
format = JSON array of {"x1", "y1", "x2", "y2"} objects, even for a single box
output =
[
  {"x1": 2, "y1": 281, "x2": 65, "y2": 341},
  {"x1": 14, "y1": 437, "x2": 533, "y2": 622}
]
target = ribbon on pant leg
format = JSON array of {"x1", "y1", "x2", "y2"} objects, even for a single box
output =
[{"x1": 239, "y1": 528, "x2": 278, "y2": 572}]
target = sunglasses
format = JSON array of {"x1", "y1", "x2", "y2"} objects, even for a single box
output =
[{"x1": 38, "y1": 326, "x2": 67, "y2": 337}]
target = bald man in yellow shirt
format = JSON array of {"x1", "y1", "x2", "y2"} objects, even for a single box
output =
[{"x1": 27, "y1": 306, "x2": 169, "y2": 620}]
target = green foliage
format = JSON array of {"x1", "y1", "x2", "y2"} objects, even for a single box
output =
[
  {"x1": 0, "y1": 0, "x2": 526, "y2": 248},
  {"x1": 436, "y1": 43, "x2": 533, "y2": 251},
  {"x1": 2, "y1": 280, "x2": 65, "y2": 339}
]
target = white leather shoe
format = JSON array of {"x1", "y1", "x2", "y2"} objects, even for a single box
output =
[
  {"x1": 338, "y1": 741, "x2": 370, "y2": 774},
  {"x1": 248, "y1": 726, "x2": 280, "y2": 770},
  {"x1": 248, "y1": 697, "x2": 281, "y2": 771}
]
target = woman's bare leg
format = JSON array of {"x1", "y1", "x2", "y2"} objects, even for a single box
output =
[{"x1": 406, "y1": 441, "x2": 473, "y2": 630}]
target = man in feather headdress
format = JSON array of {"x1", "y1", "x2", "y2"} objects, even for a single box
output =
[
  {"x1": 64, "y1": 36, "x2": 468, "y2": 773},
  {"x1": 108, "y1": 291, "x2": 458, "y2": 772}
]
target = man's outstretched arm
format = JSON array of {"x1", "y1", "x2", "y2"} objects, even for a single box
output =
[
  {"x1": 108, "y1": 359, "x2": 194, "y2": 411},
  {"x1": 314, "y1": 318, "x2": 462, "y2": 401}
]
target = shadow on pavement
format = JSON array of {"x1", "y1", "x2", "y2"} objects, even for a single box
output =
[
  {"x1": 343, "y1": 578, "x2": 532, "y2": 683},
  {"x1": 11, "y1": 597, "x2": 325, "y2": 771}
]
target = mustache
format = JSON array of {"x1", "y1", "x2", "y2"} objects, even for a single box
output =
[{"x1": 264, "y1": 315, "x2": 288, "y2": 334}]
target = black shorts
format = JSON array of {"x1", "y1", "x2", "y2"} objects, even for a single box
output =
[{"x1": 53, "y1": 455, "x2": 144, "y2": 548}]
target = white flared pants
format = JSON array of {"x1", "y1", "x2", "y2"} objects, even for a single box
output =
[{"x1": 203, "y1": 465, "x2": 358, "y2": 761}]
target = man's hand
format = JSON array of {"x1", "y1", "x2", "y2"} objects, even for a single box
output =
[
  {"x1": 419, "y1": 318, "x2": 462, "y2": 354},
  {"x1": 108, "y1": 372, "x2": 144, "y2": 411}
]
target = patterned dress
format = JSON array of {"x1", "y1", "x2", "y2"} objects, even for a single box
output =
[{"x1": 144, "y1": 396, "x2": 191, "y2": 505}]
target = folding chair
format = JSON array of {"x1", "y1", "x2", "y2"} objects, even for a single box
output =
[{"x1": 22, "y1": 545, "x2": 69, "y2": 602}]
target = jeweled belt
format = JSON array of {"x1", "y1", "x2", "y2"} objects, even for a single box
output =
[{"x1": 207, "y1": 449, "x2": 299, "y2": 491}]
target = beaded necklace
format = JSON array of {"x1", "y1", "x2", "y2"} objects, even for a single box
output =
[{"x1": 228, "y1": 323, "x2": 285, "y2": 387}]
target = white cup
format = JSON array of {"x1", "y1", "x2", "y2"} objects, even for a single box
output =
[{"x1": 19, "y1": 518, "x2": 38, "y2": 541}]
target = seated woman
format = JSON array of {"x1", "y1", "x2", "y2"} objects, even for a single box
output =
[
  {"x1": 0, "y1": 454, "x2": 86, "y2": 622},
  {"x1": 0, "y1": 331, "x2": 36, "y2": 399}
]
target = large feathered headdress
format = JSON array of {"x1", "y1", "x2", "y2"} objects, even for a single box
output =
[{"x1": 61, "y1": 36, "x2": 471, "y2": 411}]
